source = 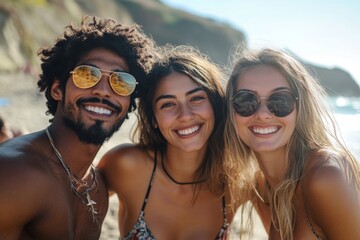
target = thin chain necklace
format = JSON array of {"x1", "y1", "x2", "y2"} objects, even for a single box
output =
[
  {"x1": 45, "y1": 128, "x2": 98, "y2": 223},
  {"x1": 161, "y1": 152, "x2": 205, "y2": 185}
]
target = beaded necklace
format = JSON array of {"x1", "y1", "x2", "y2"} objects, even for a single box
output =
[{"x1": 45, "y1": 128, "x2": 98, "y2": 222}]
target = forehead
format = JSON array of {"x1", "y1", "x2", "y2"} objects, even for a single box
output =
[
  {"x1": 154, "y1": 72, "x2": 200, "y2": 96},
  {"x1": 236, "y1": 65, "x2": 290, "y2": 92},
  {"x1": 77, "y1": 48, "x2": 129, "y2": 71}
]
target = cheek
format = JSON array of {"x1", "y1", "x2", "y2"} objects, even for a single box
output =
[
  {"x1": 120, "y1": 97, "x2": 131, "y2": 110},
  {"x1": 233, "y1": 113, "x2": 251, "y2": 144},
  {"x1": 153, "y1": 111, "x2": 171, "y2": 133},
  {"x1": 280, "y1": 112, "x2": 297, "y2": 143},
  {"x1": 63, "y1": 84, "x2": 83, "y2": 102},
  {"x1": 156, "y1": 119, "x2": 172, "y2": 142},
  {"x1": 234, "y1": 113, "x2": 247, "y2": 132},
  {"x1": 287, "y1": 111, "x2": 297, "y2": 131},
  {"x1": 204, "y1": 105, "x2": 215, "y2": 130}
]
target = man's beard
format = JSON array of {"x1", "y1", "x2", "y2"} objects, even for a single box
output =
[{"x1": 62, "y1": 98, "x2": 127, "y2": 145}]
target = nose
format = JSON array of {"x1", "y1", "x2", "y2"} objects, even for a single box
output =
[
  {"x1": 91, "y1": 74, "x2": 112, "y2": 98},
  {"x1": 177, "y1": 103, "x2": 194, "y2": 122},
  {"x1": 254, "y1": 99, "x2": 273, "y2": 120}
]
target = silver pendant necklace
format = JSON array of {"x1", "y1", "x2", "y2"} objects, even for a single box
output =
[{"x1": 45, "y1": 128, "x2": 98, "y2": 223}]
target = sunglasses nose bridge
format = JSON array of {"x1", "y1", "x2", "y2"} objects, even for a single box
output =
[
  {"x1": 99, "y1": 71, "x2": 112, "y2": 80},
  {"x1": 257, "y1": 96, "x2": 269, "y2": 103},
  {"x1": 255, "y1": 97, "x2": 274, "y2": 117},
  {"x1": 97, "y1": 71, "x2": 116, "y2": 88},
  {"x1": 90, "y1": 72, "x2": 114, "y2": 97},
  {"x1": 256, "y1": 96, "x2": 266, "y2": 109}
]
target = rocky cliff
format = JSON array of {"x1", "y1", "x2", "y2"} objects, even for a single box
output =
[{"x1": 0, "y1": 0, "x2": 359, "y2": 96}]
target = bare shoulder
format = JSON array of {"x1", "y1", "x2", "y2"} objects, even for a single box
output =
[
  {"x1": 302, "y1": 150, "x2": 350, "y2": 195},
  {"x1": 97, "y1": 143, "x2": 154, "y2": 193},
  {"x1": 301, "y1": 150, "x2": 360, "y2": 237},
  {"x1": 0, "y1": 131, "x2": 54, "y2": 196},
  {"x1": 98, "y1": 143, "x2": 152, "y2": 173},
  {"x1": 0, "y1": 132, "x2": 57, "y2": 231},
  {"x1": 0, "y1": 131, "x2": 52, "y2": 177}
]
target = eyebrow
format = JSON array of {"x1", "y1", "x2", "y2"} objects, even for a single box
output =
[
  {"x1": 272, "y1": 87, "x2": 291, "y2": 92},
  {"x1": 239, "y1": 86, "x2": 291, "y2": 94},
  {"x1": 154, "y1": 87, "x2": 205, "y2": 104},
  {"x1": 78, "y1": 63, "x2": 128, "y2": 73}
]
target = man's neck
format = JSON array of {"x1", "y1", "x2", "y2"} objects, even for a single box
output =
[{"x1": 46, "y1": 123, "x2": 101, "y2": 176}]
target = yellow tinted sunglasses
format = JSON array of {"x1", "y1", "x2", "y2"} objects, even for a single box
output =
[{"x1": 70, "y1": 65, "x2": 137, "y2": 96}]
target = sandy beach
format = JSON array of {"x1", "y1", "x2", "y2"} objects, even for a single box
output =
[{"x1": 0, "y1": 73, "x2": 267, "y2": 239}]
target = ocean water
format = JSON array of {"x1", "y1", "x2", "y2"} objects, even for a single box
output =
[{"x1": 330, "y1": 97, "x2": 360, "y2": 160}]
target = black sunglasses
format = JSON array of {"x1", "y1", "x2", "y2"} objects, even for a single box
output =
[
  {"x1": 70, "y1": 65, "x2": 137, "y2": 96},
  {"x1": 232, "y1": 90, "x2": 298, "y2": 117}
]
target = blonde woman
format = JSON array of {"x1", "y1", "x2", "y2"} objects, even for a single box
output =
[{"x1": 224, "y1": 48, "x2": 360, "y2": 239}]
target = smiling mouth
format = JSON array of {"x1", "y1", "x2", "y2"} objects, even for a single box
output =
[
  {"x1": 77, "y1": 97, "x2": 122, "y2": 116},
  {"x1": 250, "y1": 126, "x2": 279, "y2": 135},
  {"x1": 85, "y1": 105, "x2": 112, "y2": 116},
  {"x1": 177, "y1": 124, "x2": 201, "y2": 136}
]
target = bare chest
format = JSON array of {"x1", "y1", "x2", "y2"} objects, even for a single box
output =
[
  {"x1": 21, "y1": 178, "x2": 109, "y2": 240},
  {"x1": 268, "y1": 189, "x2": 323, "y2": 240}
]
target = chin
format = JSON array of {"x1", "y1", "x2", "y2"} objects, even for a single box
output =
[{"x1": 180, "y1": 143, "x2": 207, "y2": 153}]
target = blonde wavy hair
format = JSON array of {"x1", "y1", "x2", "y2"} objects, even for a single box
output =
[{"x1": 224, "y1": 47, "x2": 360, "y2": 239}]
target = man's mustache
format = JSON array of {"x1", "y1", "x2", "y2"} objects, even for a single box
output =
[{"x1": 77, "y1": 97, "x2": 122, "y2": 113}]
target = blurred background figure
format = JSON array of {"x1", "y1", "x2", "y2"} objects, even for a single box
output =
[{"x1": 0, "y1": 116, "x2": 14, "y2": 143}]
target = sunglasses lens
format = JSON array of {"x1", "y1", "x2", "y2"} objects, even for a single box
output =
[
  {"x1": 232, "y1": 91, "x2": 259, "y2": 116},
  {"x1": 267, "y1": 92, "x2": 296, "y2": 117},
  {"x1": 71, "y1": 65, "x2": 137, "y2": 96},
  {"x1": 72, "y1": 66, "x2": 101, "y2": 89},
  {"x1": 110, "y1": 73, "x2": 137, "y2": 96}
]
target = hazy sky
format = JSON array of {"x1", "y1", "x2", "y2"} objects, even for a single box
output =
[{"x1": 162, "y1": 0, "x2": 360, "y2": 85}]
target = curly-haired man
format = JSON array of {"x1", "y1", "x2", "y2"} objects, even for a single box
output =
[{"x1": 0, "y1": 16, "x2": 156, "y2": 240}]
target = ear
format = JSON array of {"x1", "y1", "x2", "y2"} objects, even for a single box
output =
[{"x1": 50, "y1": 80, "x2": 63, "y2": 101}]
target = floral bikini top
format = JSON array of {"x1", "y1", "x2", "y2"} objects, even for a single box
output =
[{"x1": 122, "y1": 152, "x2": 229, "y2": 240}]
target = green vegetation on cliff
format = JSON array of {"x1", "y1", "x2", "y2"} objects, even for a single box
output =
[{"x1": 0, "y1": 0, "x2": 359, "y2": 96}]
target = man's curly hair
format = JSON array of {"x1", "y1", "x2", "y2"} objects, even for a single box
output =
[{"x1": 37, "y1": 15, "x2": 156, "y2": 120}]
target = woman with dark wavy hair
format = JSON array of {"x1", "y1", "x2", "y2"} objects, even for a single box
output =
[{"x1": 99, "y1": 45, "x2": 234, "y2": 239}]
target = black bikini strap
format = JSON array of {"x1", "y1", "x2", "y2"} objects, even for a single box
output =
[
  {"x1": 222, "y1": 195, "x2": 228, "y2": 226},
  {"x1": 140, "y1": 150, "x2": 158, "y2": 212},
  {"x1": 306, "y1": 213, "x2": 323, "y2": 240},
  {"x1": 301, "y1": 182, "x2": 324, "y2": 240}
]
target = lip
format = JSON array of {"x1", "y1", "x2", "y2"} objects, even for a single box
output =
[
  {"x1": 175, "y1": 123, "x2": 203, "y2": 137},
  {"x1": 249, "y1": 125, "x2": 280, "y2": 135},
  {"x1": 77, "y1": 97, "x2": 121, "y2": 113}
]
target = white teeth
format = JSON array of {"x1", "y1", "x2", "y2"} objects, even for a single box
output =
[
  {"x1": 177, "y1": 125, "x2": 200, "y2": 136},
  {"x1": 252, "y1": 126, "x2": 278, "y2": 134},
  {"x1": 85, "y1": 106, "x2": 112, "y2": 115}
]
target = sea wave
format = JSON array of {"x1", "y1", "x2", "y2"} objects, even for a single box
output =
[{"x1": 331, "y1": 97, "x2": 360, "y2": 160}]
